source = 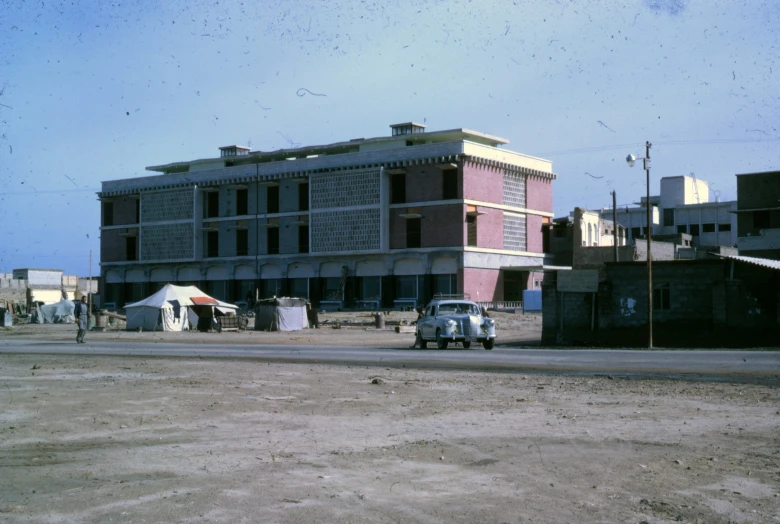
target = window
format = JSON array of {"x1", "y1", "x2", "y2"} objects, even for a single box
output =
[
  {"x1": 702, "y1": 223, "x2": 715, "y2": 233},
  {"x1": 289, "y1": 278, "x2": 309, "y2": 299},
  {"x1": 360, "y1": 276, "x2": 381, "y2": 300},
  {"x1": 442, "y1": 168, "x2": 458, "y2": 199},
  {"x1": 433, "y1": 274, "x2": 457, "y2": 296},
  {"x1": 298, "y1": 225, "x2": 309, "y2": 254},
  {"x1": 134, "y1": 198, "x2": 140, "y2": 223},
  {"x1": 718, "y1": 222, "x2": 731, "y2": 232},
  {"x1": 206, "y1": 191, "x2": 219, "y2": 218},
  {"x1": 677, "y1": 225, "x2": 688, "y2": 234},
  {"x1": 689, "y1": 224, "x2": 700, "y2": 236},
  {"x1": 261, "y1": 279, "x2": 281, "y2": 298},
  {"x1": 663, "y1": 208, "x2": 675, "y2": 227},
  {"x1": 391, "y1": 174, "x2": 406, "y2": 204},
  {"x1": 298, "y1": 183, "x2": 309, "y2": 211},
  {"x1": 406, "y1": 217, "x2": 421, "y2": 248},
  {"x1": 323, "y1": 277, "x2": 342, "y2": 300},
  {"x1": 631, "y1": 227, "x2": 641, "y2": 239},
  {"x1": 236, "y1": 188, "x2": 248, "y2": 215},
  {"x1": 653, "y1": 283, "x2": 671, "y2": 311},
  {"x1": 267, "y1": 227, "x2": 279, "y2": 254},
  {"x1": 395, "y1": 275, "x2": 418, "y2": 299},
  {"x1": 125, "y1": 236, "x2": 137, "y2": 261},
  {"x1": 267, "y1": 185, "x2": 279, "y2": 214},
  {"x1": 102, "y1": 201, "x2": 114, "y2": 226},
  {"x1": 236, "y1": 229, "x2": 248, "y2": 256},
  {"x1": 753, "y1": 210, "x2": 770, "y2": 229},
  {"x1": 467, "y1": 215, "x2": 477, "y2": 246},
  {"x1": 206, "y1": 230, "x2": 219, "y2": 258}
]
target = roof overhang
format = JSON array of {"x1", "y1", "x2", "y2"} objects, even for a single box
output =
[{"x1": 501, "y1": 265, "x2": 572, "y2": 272}]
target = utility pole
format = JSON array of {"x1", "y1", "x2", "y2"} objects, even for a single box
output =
[
  {"x1": 88, "y1": 250, "x2": 92, "y2": 320},
  {"x1": 645, "y1": 141, "x2": 653, "y2": 350},
  {"x1": 611, "y1": 190, "x2": 618, "y2": 262},
  {"x1": 625, "y1": 141, "x2": 653, "y2": 350}
]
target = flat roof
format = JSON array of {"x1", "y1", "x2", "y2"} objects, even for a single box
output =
[{"x1": 146, "y1": 127, "x2": 513, "y2": 173}]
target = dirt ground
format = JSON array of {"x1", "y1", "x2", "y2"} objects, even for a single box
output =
[{"x1": 1, "y1": 313, "x2": 780, "y2": 523}]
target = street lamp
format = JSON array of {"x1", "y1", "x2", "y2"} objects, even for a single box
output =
[{"x1": 626, "y1": 141, "x2": 653, "y2": 349}]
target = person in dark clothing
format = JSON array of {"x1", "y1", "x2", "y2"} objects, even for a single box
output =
[
  {"x1": 306, "y1": 302, "x2": 319, "y2": 328},
  {"x1": 74, "y1": 295, "x2": 90, "y2": 343},
  {"x1": 409, "y1": 306, "x2": 425, "y2": 348}
]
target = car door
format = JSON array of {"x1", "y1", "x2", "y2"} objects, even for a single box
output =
[{"x1": 421, "y1": 305, "x2": 435, "y2": 339}]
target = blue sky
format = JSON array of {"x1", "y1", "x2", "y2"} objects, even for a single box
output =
[{"x1": 1, "y1": 0, "x2": 778, "y2": 276}]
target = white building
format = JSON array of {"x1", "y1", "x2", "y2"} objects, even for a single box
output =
[{"x1": 602, "y1": 175, "x2": 737, "y2": 248}]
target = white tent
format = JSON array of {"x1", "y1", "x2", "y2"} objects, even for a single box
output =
[
  {"x1": 254, "y1": 297, "x2": 309, "y2": 331},
  {"x1": 124, "y1": 284, "x2": 239, "y2": 332},
  {"x1": 31, "y1": 299, "x2": 76, "y2": 324}
]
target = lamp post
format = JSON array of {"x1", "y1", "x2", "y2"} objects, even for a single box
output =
[{"x1": 626, "y1": 141, "x2": 653, "y2": 349}]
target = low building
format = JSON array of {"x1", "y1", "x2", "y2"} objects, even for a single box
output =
[
  {"x1": 734, "y1": 170, "x2": 780, "y2": 259},
  {"x1": 2, "y1": 269, "x2": 97, "y2": 311},
  {"x1": 545, "y1": 207, "x2": 627, "y2": 266},
  {"x1": 542, "y1": 256, "x2": 780, "y2": 347}
]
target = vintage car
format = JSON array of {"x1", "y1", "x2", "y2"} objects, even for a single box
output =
[{"x1": 416, "y1": 299, "x2": 496, "y2": 349}]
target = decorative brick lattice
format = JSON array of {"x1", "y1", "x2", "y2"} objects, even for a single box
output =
[
  {"x1": 141, "y1": 223, "x2": 194, "y2": 260},
  {"x1": 503, "y1": 213, "x2": 527, "y2": 252},
  {"x1": 311, "y1": 209, "x2": 380, "y2": 252},
  {"x1": 141, "y1": 189, "x2": 193, "y2": 222},
  {"x1": 503, "y1": 171, "x2": 527, "y2": 208},
  {"x1": 311, "y1": 169, "x2": 380, "y2": 209}
]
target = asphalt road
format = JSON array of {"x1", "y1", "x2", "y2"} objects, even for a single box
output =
[{"x1": 2, "y1": 338, "x2": 779, "y2": 382}]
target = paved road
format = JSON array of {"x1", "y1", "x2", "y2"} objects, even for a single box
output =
[{"x1": 2, "y1": 338, "x2": 779, "y2": 382}]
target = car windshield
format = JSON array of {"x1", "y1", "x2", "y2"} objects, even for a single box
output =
[{"x1": 438, "y1": 303, "x2": 479, "y2": 315}]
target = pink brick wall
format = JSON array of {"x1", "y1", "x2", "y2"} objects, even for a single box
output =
[
  {"x1": 422, "y1": 205, "x2": 463, "y2": 247},
  {"x1": 389, "y1": 209, "x2": 404, "y2": 249},
  {"x1": 405, "y1": 163, "x2": 461, "y2": 203},
  {"x1": 463, "y1": 267, "x2": 503, "y2": 302},
  {"x1": 113, "y1": 196, "x2": 139, "y2": 226},
  {"x1": 468, "y1": 208, "x2": 503, "y2": 249},
  {"x1": 390, "y1": 205, "x2": 464, "y2": 248},
  {"x1": 101, "y1": 229, "x2": 127, "y2": 262},
  {"x1": 463, "y1": 161, "x2": 502, "y2": 203},
  {"x1": 527, "y1": 176, "x2": 553, "y2": 212},
  {"x1": 526, "y1": 214, "x2": 545, "y2": 254}
]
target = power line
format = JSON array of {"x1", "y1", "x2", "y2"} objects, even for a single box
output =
[{"x1": 540, "y1": 136, "x2": 780, "y2": 157}]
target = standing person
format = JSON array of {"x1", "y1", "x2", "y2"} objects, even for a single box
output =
[
  {"x1": 409, "y1": 306, "x2": 425, "y2": 348},
  {"x1": 74, "y1": 295, "x2": 89, "y2": 344}
]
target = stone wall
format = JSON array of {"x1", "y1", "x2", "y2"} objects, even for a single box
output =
[{"x1": 0, "y1": 278, "x2": 28, "y2": 307}]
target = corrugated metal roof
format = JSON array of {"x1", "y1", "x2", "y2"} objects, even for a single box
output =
[{"x1": 723, "y1": 255, "x2": 780, "y2": 271}]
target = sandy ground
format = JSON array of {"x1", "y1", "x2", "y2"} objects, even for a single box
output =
[{"x1": 1, "y1": 313, "x2": 780, "y2": 523}]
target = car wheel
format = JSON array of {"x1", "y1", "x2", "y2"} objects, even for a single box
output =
[
  {"x1": 462, "y1": 341, "x2": 471, "y2": 349},
  {"x1": 482, "y1": 339, "x2": 494, "y2": 350},
  {"x1": 436, "y1": 330, "x2": 448, "y2": 349}
]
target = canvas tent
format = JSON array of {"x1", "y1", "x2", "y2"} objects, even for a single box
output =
[
  {"x1": 30, "y1": 299, "x2": 76, "y2": 324},
  {"x1": 254, "y1": 297, "x2": 309, "y2": 331},
  {"x1": 124, "y1": 284, "x2": 239, "y2": 332},
  {"x1": 1, "y1": 307, "x2": 12, "y2": 327}
]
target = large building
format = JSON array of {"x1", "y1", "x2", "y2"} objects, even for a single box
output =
[
  {"x1": 735, "y1": 170, "x2": 780, "y2": 259},
  {"x1": 99, "y1": 123, "x2": 557, "y2": 309},
  {"x1": 601, "y1": 175, "x2": 737, "y2": 248}
]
